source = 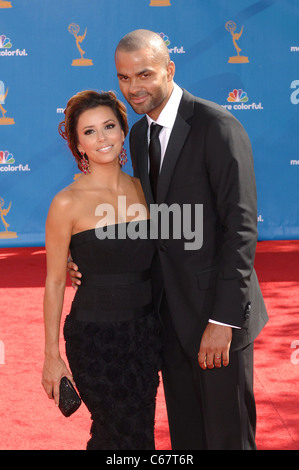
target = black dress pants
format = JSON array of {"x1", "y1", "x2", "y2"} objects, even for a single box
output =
[{"x1": 160, "y1": 298, "x2": 257, "y2": 450}]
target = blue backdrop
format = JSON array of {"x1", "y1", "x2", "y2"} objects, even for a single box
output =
[{"x1": 0, "y1": 0, "x2": 298, "y2": 247}]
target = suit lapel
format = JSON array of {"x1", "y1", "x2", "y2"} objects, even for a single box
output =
[
  {"x1": 133, "y1": 89, "x2": 195, "y2": 206},
  {"x1": 156, "y1": 90, "x2": 194, "y2": 203}
]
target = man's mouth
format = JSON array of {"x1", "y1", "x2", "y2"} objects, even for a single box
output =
[{"x1": 130, "y1": 94, "x2": 148, "y2": 105}]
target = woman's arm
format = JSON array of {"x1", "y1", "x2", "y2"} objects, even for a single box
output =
[{"x1": 42, "y1": 191, "x2": 75, "y2": 406}]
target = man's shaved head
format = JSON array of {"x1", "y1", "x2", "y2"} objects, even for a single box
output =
[{"x1": 115, "y1": 29, "x2": 171, "y2": 67}]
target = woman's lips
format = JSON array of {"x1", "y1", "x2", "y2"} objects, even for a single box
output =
[{"x1": 97, "y1": 145, "x2": 112, "y2": 153}]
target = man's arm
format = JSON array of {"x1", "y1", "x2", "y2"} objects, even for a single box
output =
[
  {"x1": 198, "y1": 111, "x2": 258, "y2": 368},
  {"x1": 204, "y1": 112, "x2": 258, "y2": 327}
]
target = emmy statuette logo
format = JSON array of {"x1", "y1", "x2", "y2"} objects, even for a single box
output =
[
  {"x1": 0, "y1": 198, "x2": 17, "y2": 239},
  {"x1": 68, "y1": 23, "x2": 93, "y2": 66},
  {"x1": 0, "y1": 81, "x2": 15, "y2": 125},
  {"x1": 150, "y1": 0, "x2": 171, "y2": 6},
  {"x1": 225, "y1": 21, "x2": 249, "y2": 63},
  {"x1": 0, "y1": 0, "x2": 12, "y2": 8}
]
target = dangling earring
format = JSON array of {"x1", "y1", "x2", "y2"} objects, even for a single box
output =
[
  {"x1": 80, "y1": 152, "x2": 90, "y2": 174},
  {"x1": 119, "y1": 144, "x2": 127, "y2": 167}
]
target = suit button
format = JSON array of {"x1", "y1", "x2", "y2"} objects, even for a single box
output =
[{"x1": 245, "y1": 301, "x2": 251, "y2": 319}]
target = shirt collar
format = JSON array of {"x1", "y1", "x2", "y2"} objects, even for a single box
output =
[{"x1": 146, "y1": 82, "x2": 183, "y2": 130}]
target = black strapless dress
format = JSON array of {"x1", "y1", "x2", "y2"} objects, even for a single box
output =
[{"x1": 63, "y1": 221, "x2": 162, "y2": 450}]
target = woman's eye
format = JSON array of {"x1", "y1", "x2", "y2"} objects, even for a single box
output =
[
  {"x1": 84, "y1": 129, "x2": 94, "y2": 135},
  {"x1": 106, "y1": 123, "x2": 115, "y2": 130}
]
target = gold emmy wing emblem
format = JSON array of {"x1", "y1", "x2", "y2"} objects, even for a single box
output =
[
  {"x1": 225, "y1": 21, "x2": 249, "y2": 63},
  {"x1": 0, "y1": 198, "x2": 17, "y2": 239},
  {"x1": 150, "y1": 0, "x2": 171, "y2": 6},
  {"x1": 0, "y1": 81, "x2": 15, "y2": 125},
  {"x1": 68, "y1": 23, "x2": 93, "y2": 66},
  {"x1": 0, "y1": 0, "x2": 12, "y2": 8}
]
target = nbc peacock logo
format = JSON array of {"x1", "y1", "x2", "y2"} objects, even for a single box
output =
[
  {"x1": 0, "y1": 150, "x2": 30, "y2": 172},
  {"x1": 222, "y1": 88, "x2": 263, "y2": 111},
  {"x1": 157, "y1": 32, "x2": 185, "y2": 54},
  {"x1": 227, "y1": 89, "x2": 249, "y2": 103},
  {"x1": 0, "y1": 150, "x2": 15, "y2": 164},
  {"x1": 0, "y1": 33, "x2": 28, "y2": 57},
  {"x1": 158, "y1": 33, "x2": 170, "y2": 47},
  {"x1": 0, "y1": 34, "x2": 12, "y2": 49}
]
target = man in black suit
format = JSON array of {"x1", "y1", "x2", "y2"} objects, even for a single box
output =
[
  {"x1": 115, "y1": 29, "x2": 268, "y2": 450},
  {"x1": 70, "y1": 29, "x2": 268, "y2": 449}
]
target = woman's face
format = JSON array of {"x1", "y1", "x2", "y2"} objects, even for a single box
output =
[{"x1": 76, "y1": 105, "x2": 124, "y2": 168}]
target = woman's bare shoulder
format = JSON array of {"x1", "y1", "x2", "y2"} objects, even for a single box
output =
[
  {"x1": 51, "y1": 187, "x2": 75, "y2": 209},
  {"x1": 51, "y1": 176, "x2": 85, "y2": 207}
]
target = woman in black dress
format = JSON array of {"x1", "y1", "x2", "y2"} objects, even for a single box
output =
[{"x1": 42, "y1": 91, "x2": 161, "y2": 450}]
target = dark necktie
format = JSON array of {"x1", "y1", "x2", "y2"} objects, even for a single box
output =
[{"x1": 149, "y1": 123, "x2": 163, "y2": 200}]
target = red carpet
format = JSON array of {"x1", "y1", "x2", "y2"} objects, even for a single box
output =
[{"x1": 0, "y1": 240, "x2": 298, "y2": 450}]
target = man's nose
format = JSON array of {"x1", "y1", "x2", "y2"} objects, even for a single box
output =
[{"x1": 129, "y1": 79, "x2": 141, "y2": 95}]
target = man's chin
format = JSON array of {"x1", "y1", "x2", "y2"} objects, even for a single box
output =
[{"x1": 129, "y1": 102, "x2": 150, "y2": 115}]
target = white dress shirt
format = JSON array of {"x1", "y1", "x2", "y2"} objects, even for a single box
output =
[
  {"x1": 146, "y1": 82, "x2": 239, "y2": 330},
  {"x1": 146, "y1": 82, "x2": 183, "y2": 168}
]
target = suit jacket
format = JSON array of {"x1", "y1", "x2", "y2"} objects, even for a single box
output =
[{"x1": 129, "y1": 88, "x2": 268, "y2": 358}]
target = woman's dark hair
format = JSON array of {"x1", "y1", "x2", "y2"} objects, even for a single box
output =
[{"x1": 58, "y1": 90, "x2": 129, "y2": 171}]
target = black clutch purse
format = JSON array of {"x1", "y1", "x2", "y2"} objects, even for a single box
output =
[{"x1": 58, "y1": 376, "x2": 81, "y2": 417}]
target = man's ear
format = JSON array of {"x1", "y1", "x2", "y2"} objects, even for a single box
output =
[{"x1": 167, "y1": 61, "x2": 175, "y2": 81}]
